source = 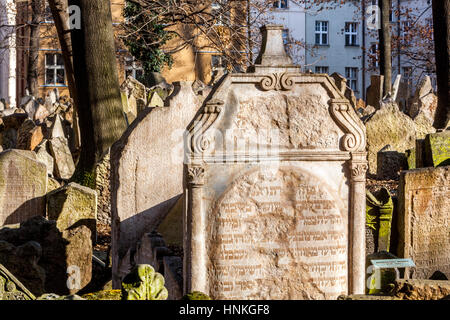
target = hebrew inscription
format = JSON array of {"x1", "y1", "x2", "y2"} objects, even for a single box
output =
[
  {"x1": 206, "y1": 166, "x2": 347, "y2": 299},
  {"x1": 403, "y1": 169, "x2": 450, "y2": 278}
]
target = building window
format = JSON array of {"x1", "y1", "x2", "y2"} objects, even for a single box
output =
[
  {"x1": 345, "y1": 67, "x2": 358, "y2": 92},
  {"x1": 402, "y1": 67, "x2": 412, "y2": 80},
  {"x1": 315, "y1": 66, "x2": 329, "y2": 74},
  {"x1": 44, "y1": 4, "x2": 54, "y2": 23},
  {"x1": 282, "y1": 28, "x2": 290, "y2": 51},
  {"x1": 345, "y1": 22, "x2": 358, "y2": 46},
  {"x1": 45, "y1": 53, "x2": 65, "y2": 85},
  {"x1": 273, "y1": 0, "x2": 288, "y2": 9},
  {"x1": 212, "y1": 1, "x2": 230, "y2": 25},
  {"x1": 315, "y1": 21, "x2": 328, "y2": 45},
  {"x1": 125, "y1": 57, "x2": 144, "y2": 81},
  {"x1": 212, "y1": 54, "x2": 226, "y2": 71},
  {"x1": 401, "y1": 20, "x2": 412, "y2": 38},
  {"x1": 370, "y1": 43, "x2": 379, "y2": 68}
]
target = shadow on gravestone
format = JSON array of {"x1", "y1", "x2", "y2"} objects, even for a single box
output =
[
  {"x1": 0, "y1": 217, "x2": 69, "y2": 295},
  {"x1": 4, "y1": 196, "x2": 46, "y2": 226},
  {"x1": 111, "y1": 81, "x2": 203, "y2": 289}
]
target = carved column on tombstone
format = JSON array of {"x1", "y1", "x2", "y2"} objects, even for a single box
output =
[
  {"x1": 185, "y1": 165, "x2": 206, "y2": 295},
  {"x1": 349, "y1": 152, "x2": 368, "y2": 295}
]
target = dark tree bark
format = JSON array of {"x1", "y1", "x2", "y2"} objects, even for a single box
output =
[
  {"x1": 378, "y1": 0, "x2": 392, "y2": 96},
  {"x1": 69, "y1": 0, "x2": 127, "y2": 187},
  {"x1": 432, "y1": 0, "x2": 450, "y2": 129},
  {"x1": 27, "y1": 0, "x2": 44, "y2": 96}
]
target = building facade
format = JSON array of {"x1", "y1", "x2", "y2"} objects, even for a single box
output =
[
  {"x1": 0, "y1": 0, "x2": 435, "y2": 103},
  {"x1": 0, "y1": 0, "x2": 17, "y2": 107}
]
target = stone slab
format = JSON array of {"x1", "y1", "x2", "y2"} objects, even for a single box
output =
[
  {"x1": 48, "y1": 136, "x2": 75, "y2": 180},
  {"x1": 0, "y1": 149, "x2": 47, "y2": 226},
  {"x1": 424, "y1": 131, "x2": 450, "y2": 167},
  {"x1": 111, "y1": 81, "x2": 202, "y2": 288},
  {"x1": 391, "y1": 279, "x2": 450, "y2": 300},
  {"x1": 46, "y1": 182, "x2": 97, "y2": 244},
  {"x1": 398, "y1": 166, "x2": 450, "y2": 279}
]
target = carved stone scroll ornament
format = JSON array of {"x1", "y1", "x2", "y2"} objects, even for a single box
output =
[
  {"x1": 260, "y1": 72, "x2": 295, "y2": 91},
  {"x1": 188, "y1": 100, "x2": 223, "y2": 156},
  {"x1": 330, "y1": 100, "x2": 366, "y2": 152}
]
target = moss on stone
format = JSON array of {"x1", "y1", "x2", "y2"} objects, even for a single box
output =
[
  {"x1": 71, "y1": 167, "x2": 96, "y2": 190},
  {"x1": 425, "y1": 131, "x2": 450, "y2": 167},
  {"x1": 121, "y1": 264, "x2": 168, "y2": 300},
  {"x1": 81, "y1": 289, "x2": 122, "y2": 300},
  {"x1": 182, "y1": 291, "x2": 212, "y2": 300}
]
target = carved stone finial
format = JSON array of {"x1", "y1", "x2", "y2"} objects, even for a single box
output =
[{"x1": 252, "y1": 25, "x2": 300, "y2": 74}]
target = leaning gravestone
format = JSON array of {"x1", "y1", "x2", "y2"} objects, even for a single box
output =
[
  {"x1": 398, "y1": 166, "x2": 450, "y2": 279},
  {"x1": 183, "y1": 25, "x2": 368, "y2": 300},
  {"x1": 0, "y1": 149, "x2": 47, "y2": 226},
  {"x1": 111, "y1": 81, "x2": 202, "y2": 288}
]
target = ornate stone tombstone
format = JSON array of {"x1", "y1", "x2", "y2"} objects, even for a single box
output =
[{"x1": 183, "y1": 25, "x2": 368, "y2": 300}]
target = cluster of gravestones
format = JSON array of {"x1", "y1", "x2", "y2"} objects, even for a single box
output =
[
  {"x1": 0, "y1": 88, "x2": 101, "y2": 298},
  {"x1": 110, "y1": 25, "x2": 450, "y2": 300},
  {"x1": 1, "y1": 25, "x2": 449, "y2": 301},
  {"x1": 0, "y1": 89, "x2": 78, "y2": 182}
]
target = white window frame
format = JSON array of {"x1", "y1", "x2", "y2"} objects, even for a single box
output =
[
  {"x1": 45, "y1": 53, "x2": 65, "y2": 86},
  {"x1": 44, "y1": 4, "x2": 54, "y2": 23},
  {"x1": 273, "y1": 0, "x2": 288, "y2": 9},
  {"x1": 315, "y1": 66, "x2": 329, "y2": 74},
  {"x1": 401, "y1": 20, "x2": 412, "y2": 38},
  {"x1": 315, "y1": 21, "x2": 329, "y2": 45},
  {"x1": 211, "y1": 54, "x2": 226, "y2": 72},
  {"x1": 370, "y1": 43, "x2": 379, "y2": 68},
  {"x1": 124, "y1": 57, "x2": 144, "y2": 80},
  {"x1": 345, "y1": 22, "x2": 358, "y2": 46},
  {"x1": 212, "y1": 1, "x2": 229, "y2": 26},
  {"x1": 345, "y1": 67, "x2": 358, "y2": 92}
]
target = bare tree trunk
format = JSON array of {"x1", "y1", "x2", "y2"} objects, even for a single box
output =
[
  {"x1": 432, "y1": 0, "x2": 450, "y2": 129},
  {"x1": 27, "y1": 0, "x2": 44, "y2": 96},
  {"x1": 69, "y1": 0, "x2": 127, "y2": 187},
  {"x1": 378, "y1": 0, "x2": 392, "y2": 95},
  {"x1": 47, "y1": 0, "x2": 76, "y2": 101}
]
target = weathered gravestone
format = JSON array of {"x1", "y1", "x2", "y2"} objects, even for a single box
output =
[
  {"x1": 366, "y1": 75, "x2": 384, "y2": 109},
  {"x1": 0, "y1": 263, "x2": 36, "y2": 300},
  {"x1": 111, "y1": 81, "x2": 203, "y2": 287},
  {"x1": 0, "y1": 149, "x2": 47, "y2": 226},
  {"x1": 183, "y1": 25, "x2": 368, "y2": 299},
  {"x1": 398, "y1": 166, "x2": 450, "y2": 279}
]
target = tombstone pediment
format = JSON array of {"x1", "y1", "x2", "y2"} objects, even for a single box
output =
[
  {"x1": 187, "y1": 32, "x2": 365, "y2": 163},
  {"x1": 183, "y1": 25, "x2": 368, "y2": 300}
]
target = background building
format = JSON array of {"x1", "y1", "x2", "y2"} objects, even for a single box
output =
[{"x1": 0, "y1": 0, "x2": 435, "y2": 103}]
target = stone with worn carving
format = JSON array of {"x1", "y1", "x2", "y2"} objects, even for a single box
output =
[
  {"x1": 183, "y1": 25, "x2": 367, "y2": 300},
  {"x1": 111, "y1": 81, "x2": 202, "y2": 288},
  {"x1": 0, "y1": 263, "x2": 36, "y2": 300},
  {"x1": 366, "y1": 75, "x2": 384, "y2": 109},
  {"x1": 121, "y1": 264, "x2": 168, "y2": 300},
  {"x1": 398, "y1": 166, "x2": 450, "y2": 279},
  {"x1": 365, "y1": 102, "x2": 417, "y2": 175},
  {"x1": 16, "y1": 119, "x2": 44, "y2": 151},
  {"x1": 0, "y1": 149, "x2": 47, "y2": 227},
  {"x1": 48, "y1": 136, "x2": 75, "y2": 180},
  {"x1": 46, "y1": 182, "x2": 97, "y2": 244},
  {"x1": 424, "y1": 131, "x2": 450, "y2": 167}
]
